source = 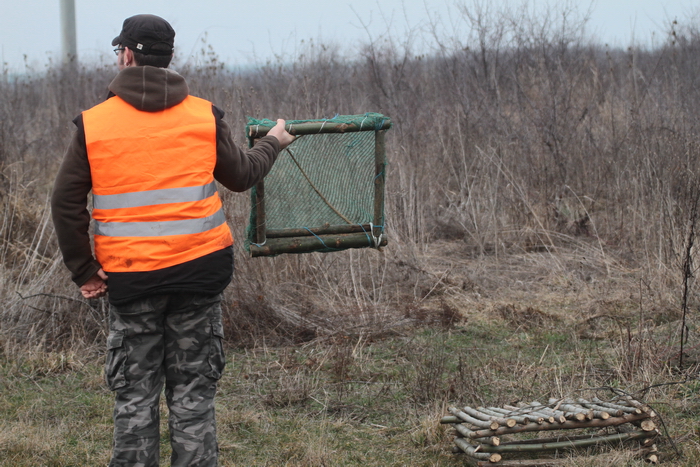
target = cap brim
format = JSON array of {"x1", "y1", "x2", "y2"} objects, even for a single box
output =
[{"x1": 111, "y1": 35, "x2": 121, "y2": 46}]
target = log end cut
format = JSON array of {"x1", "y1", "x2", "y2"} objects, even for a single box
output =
[{"x1": 640, "y1": 419, "x2": 657, "y2": 432}]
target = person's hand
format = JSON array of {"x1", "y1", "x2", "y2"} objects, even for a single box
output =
[
  {"x1": 80, "y1": 269, "x2": 108, "y2": 299},
  {"x1": 267, "y1": 119, "x2": 296, "y2": 149}
]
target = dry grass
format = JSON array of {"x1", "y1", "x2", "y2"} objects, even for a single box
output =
[
  {"x1": 1, "y1": 5, "x2": 699, "y2": 351},
  {"x1": 0, "y1": 264, "x2": 698, "y2": 465}
]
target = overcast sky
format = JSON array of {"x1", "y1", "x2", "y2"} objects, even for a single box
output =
[{"x1": 0, "y1": 0, "x2": 695, "y2": 72}]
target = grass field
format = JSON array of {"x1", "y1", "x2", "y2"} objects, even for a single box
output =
[{"x1": 2, "y1": 250, "x2": 699, "y2": 466}]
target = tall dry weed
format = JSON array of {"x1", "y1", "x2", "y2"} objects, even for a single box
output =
[{"x1": 0, "y1": 4, "x2": 699, "y2": 357}]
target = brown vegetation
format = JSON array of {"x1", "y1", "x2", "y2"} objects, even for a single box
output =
[{"x1": 1, "y1": 5, "x2": 698, "y2": 353}]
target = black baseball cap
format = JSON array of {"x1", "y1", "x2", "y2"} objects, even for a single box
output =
[{"x1": 112, "y1": 14, "x2": 175, "y2": 56}]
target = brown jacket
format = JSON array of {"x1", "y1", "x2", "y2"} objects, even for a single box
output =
[{"x1": 51, "y1": 66, "x2": 279, "y2": 302}]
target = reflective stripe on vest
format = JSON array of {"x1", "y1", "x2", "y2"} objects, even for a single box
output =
[
  {"x1": 93, "y1": 181, "x2": 218, "y2": 210},
  {"x1": 95, "y1": 209, "x2": 226, "y2": 237},
  {"x1": 83, "y1": 95, "x2": 233, "y2": 273}
]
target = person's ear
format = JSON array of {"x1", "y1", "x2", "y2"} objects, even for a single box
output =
[{"x1": 123, "y1": 47, "x2": 135, "y2": 67}]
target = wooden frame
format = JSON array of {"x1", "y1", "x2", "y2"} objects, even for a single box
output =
[{"x1": 246, "y1": 117, "x2": 391, "y2": 257}]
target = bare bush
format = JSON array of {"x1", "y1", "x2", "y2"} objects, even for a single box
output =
[{"x1": 1, "y1": 4, "x2": 700, "y2": 357}]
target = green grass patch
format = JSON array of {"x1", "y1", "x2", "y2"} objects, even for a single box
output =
[{"x1": 1, "y1": 322, "x2": 699, "y2": 466}]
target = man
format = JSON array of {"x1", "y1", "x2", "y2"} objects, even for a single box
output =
[{"x1": 51, "y1": 14, "x2": 294, "y2": 466}]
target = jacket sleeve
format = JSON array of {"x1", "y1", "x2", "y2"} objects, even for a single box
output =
[
  {"x1": 212, "y1": 106, "x2": 280, "y2": 192},
  {"x1": 50, "y1": 115, "x2": 102, "y2": 287}
]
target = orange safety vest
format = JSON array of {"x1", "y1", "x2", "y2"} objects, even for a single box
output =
[{"x1": 83, "y1": 95, "x2": 233, "y2": 273}]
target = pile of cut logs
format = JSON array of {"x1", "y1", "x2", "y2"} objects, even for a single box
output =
[{"x1": 441, "y1": 395, "x2": 659, "y2": 466}]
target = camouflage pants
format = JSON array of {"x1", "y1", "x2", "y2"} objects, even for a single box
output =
[{"x1": 105, "y1": 293, "x2": 226, "y2": 467}]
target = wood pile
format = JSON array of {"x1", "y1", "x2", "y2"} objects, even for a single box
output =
[{"x1": 441, "y1": 395, "x2": 660, "y2": 465}]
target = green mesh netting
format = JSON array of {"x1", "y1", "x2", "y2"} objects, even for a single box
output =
[{"x1": 244, "y1": 113, "x2": 391, "y2": 256}]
